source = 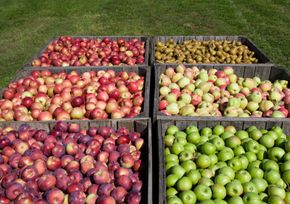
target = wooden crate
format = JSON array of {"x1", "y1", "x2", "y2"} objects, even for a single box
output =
[
  {"x1": 24, "y1": 36, "x2": 150, "y2": 69},
  {"x1": 151, "y1": 36, "x2": 273, "y2": 66},
  {"x1": 0, "y1": 118, "x2": 153, "y2": 204},
  {"x1": 0, "y1": 66, "x2": 151, "y2": 119},
  {"x1": 154, "y1": 64, "x2": 290, "y2": 122},
  {"x1": 157, "y1": 118, "x2": 290, "y2": 204}
]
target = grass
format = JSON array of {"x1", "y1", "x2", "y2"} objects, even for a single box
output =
[{"x1": 0, "y1": 0, "x2": 290, "y2": 87}]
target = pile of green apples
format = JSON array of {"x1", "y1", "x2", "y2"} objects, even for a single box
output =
[
  {"x1": 159, "y1": 65, "x2": 290, "y2": 118},
  {"x1": 164, "y1": 124, "x2": 290, "y2": 204}
]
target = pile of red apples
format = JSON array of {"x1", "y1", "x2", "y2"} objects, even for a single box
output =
[
  {"x1": 31, "y1": 36, "x2": 146, "y2": 67},
  {"x1": 0, "y1": 69, "x2": 144, "y2": 121},
  {"x1": 0, "y1": 122, "x2": 144, "y2": 203},
  {"x1": 159, "y1": 65, "x2": 290, "y2": 118}
]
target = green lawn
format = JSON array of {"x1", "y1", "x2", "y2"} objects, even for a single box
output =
[{"x1": 1, "y1": 0, "x2": 290, "y2": 87}]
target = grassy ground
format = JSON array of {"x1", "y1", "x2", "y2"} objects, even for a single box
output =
[{"x1": 0, "y1": 0, "x2": 290, "y2": 87}]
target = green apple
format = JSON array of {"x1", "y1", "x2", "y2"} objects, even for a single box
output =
[
  {"x1": 264, "y1": 170, "x2": 280, "y2": 184},
  {"x1": 284, "y1": 152, "x2": 290, "y2": 161},
  {"x1": 181, "y1": 160, "x2": 196, "y2": 173},
  {"x1": 226, "y1": 180, "x2": 243, "y2": 196},
  {"x1": 239, "y1": 155, "x2": 249, "y2": 169},
  {"x1": 209, "y1": 154, "x2": 218, "y2": 165},
  {"x1": 210, "y1": 137, "x2": 225, "y2": 151},
  {"x1": 228, "y1": 157, "x2": 242, "y2": 171},
  {"x1": 200, "y1": 142, "x2": 216, "y2": 155},
  {"x1": 282, "y1": 169, "x2": 290, "y2": 184},
  {"x1": 200, "y1": 169, "x2": 215, "y2": 178},
  {"x1": 259, "y1": 134, "x2": 275, "y2": 149},
  {"x1": 179, "y1": 150, "x2": 193, "y2": 162},
  {"x1": 167, "y1": 195, "x2": 183, "y2": 204},
  {"x1": 166, "y1": 187, "x2": 178, "y2": 197},
  {"x1": 170, "y1": 143, "x2": 184, "y2": 155},
  {"x1": 213, "y1": 125, "x2": 224, "y2": 136},
  {"x1": 267, "y1": 195, "x2": 284, "y2": 204},
  {"x1": 194, "y1": 184, "x2": 212, "y2": 201},
  {"x1": 215, "y1": 161, "x2": 227, "y2": 169},
  {"x1": 244, "y1": 140, "x2": 260, "y2": 154},
  {"x1": 235, "y1": 130, "x2": 249, "y2": 140},
  {"x1": 267, "y1": 147, "x2": 285, "y2": 162},
  {"x1": 214, "y1": 199, "x2": 227, "y2": 204},
  {"x1": 174, "y1": 137, "x2": 187, "y2": 146},
  {"x1": 228, "y1": 196, "x2": 244, "y2": 204},
  {"x1": 259, "y1": 144, "x2": 267, "y2": 151},
  {"x1": 167, "y1": 125, "x2": 179, "y2": 135},
  {"x1": 224, "y1": 125, "x2": 237, "y2": 134},
  {"x1": 234, "y1": 146, "x2": 245, "y2": 156},
  {"x1": 187, "y1": 169, "x2": 201, "y2": 185},
  {"x1": 199, "y1": 135, "x2": 209, "y2": 144},
  {"x1": 170, "y1": 165, "x2": 186, "y2": 179},
  {"x1": 166, "y1": 161, "x2": 179, "y2": 172},
  {"x1": 262, "y1": 159, "x2": 279, "y2": 171},
  {"x1": 198, "y1": 177, "x2": 214, "y2": 186},
  {"x1": 175, "y1": 131, "x2": 187, "y2": 138},
  {"x1": 183, "y1": 143, "x2": 196, "y2": 153},
  {"x1": 249, "y1": 129, "x2": 263, "y2": 140},
  {"x1": 243, "y1": 181, "x2": 258, "y2": 193},
  {"x1": 271, "y1": 126, "x2": 283, "y2": 137},
  {"x1": 247, "y1": 101, "x2": 259, "y2": 112},
  {"x1": 285, "y1": 192, "x2": 290, "y2": 204},
  {"x1": 248, "y1": 160, "x2": 261, "y2": 169},
  {"x1": 196, "y1": 154, "x2": 211, "y2": 169},
  {"x1": 165, "y1": 154, "x2": 179, "y2": 163},
  {"x1": 164, "y1": 135, "x2": 176, "y2": 147},
  {"x1": 267, "y1": 185, "x2": 286, "y2": 199},
  {"x1": 220, "y1": 131, "x2": 234, "y2": 140},
  {"x1": 241, "y1": 138, "x2": 252, "y2": 144},
  {"x1": 285, "y1": 140, "x2": 290, "y2": 152},
  {"x1": 214, "y1": 174, "x2": 231, "y2": 185},
  {"x1": 245, "y1": 151, "x2": 257, "y2": 163},
  {"x1": 248, "y1": 167, "x2": 264, "y2": 178},
  {"x1": 176, "y1": 176, "x2": 192, "y2": 191},
  {"x1": 259, "y1": 192, "x2": 268, "y2": 201},
  {"x1": 166, "y1": 174, "x2": 179, "y2": 187},
  {"x1": 252, "y1": 178, "x2": 268, "y2": 193},
  {"x1": 218, "y1": 166, "x2": 235, "y2": 180},
  {"x1": 217, "y1": 147, "x2": 234, "y2": 162},
  {"x1": 201, "y1": 127, "x2": 212, "y2": 136},
  {"x1": 257, "y1": 150, "x2": 266, "y2": 160},
  {"x1": 200, "y1": 200, "x2": 215, "y2": 204},
  {"x1": 266, "y1": 130, "x2": 278, "y2": 140},
  {"x1": 225, "y1": 136, "x2": 241, "y2": 148},
  {"x1": 276, "y1": 178, "x2": 287, "y2": 188},
  {"x1": 243, "y1": 192, "x2": 261, "y2": 203},
  {"x1": 275, "y1": 138, "x2": 286, "y2": 148},
  {"x1": 247, "y1": 125, "x2": 258, "y2": 132},
  {"x1": 165, "y1": 147, "x2": 171, "y2": 155},
  {"x1": 281, "y1": 161, "x2": 290, "y2": 172},
  {"x1": 211, "y1": 184, "x2": 226, "y2": 199},
  {"x1": 185, "y1": 125, "x2": 199, "y2": 134},
  {"x1": 179, "y1": 190, "x2": 196, "y2": 204},
  {"x1": 187, "y1": 132, "x2": 201, "y2": 144},
  {"x1": 235, "y1": 170, "x2": 251, "y2": 183}
]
